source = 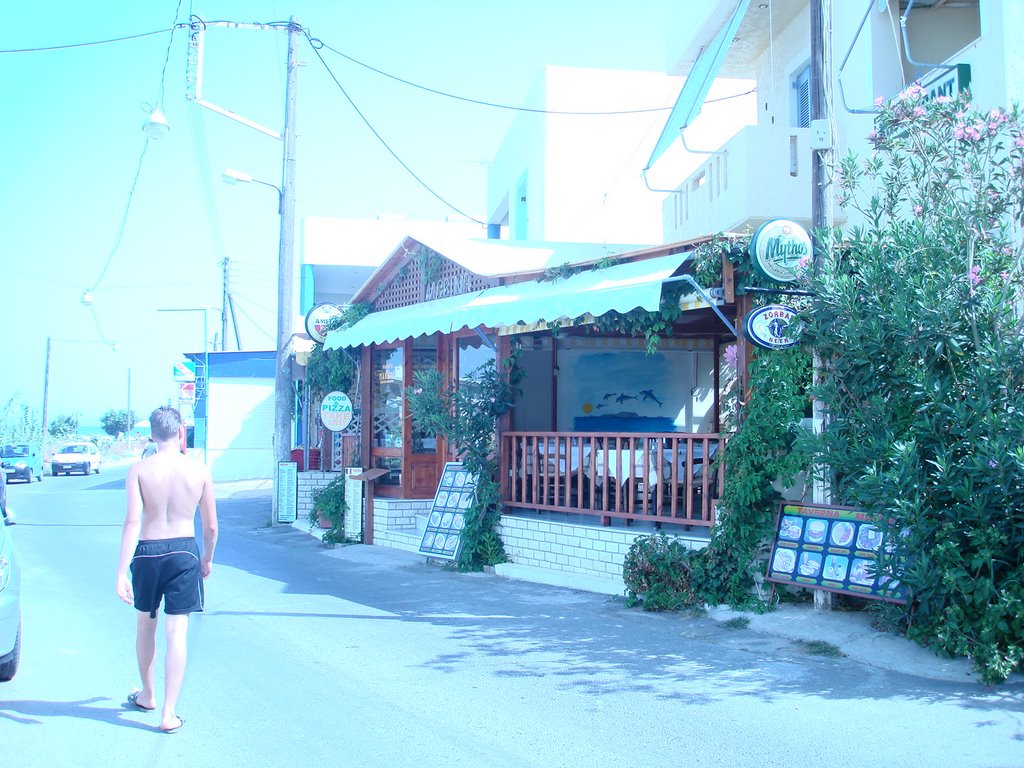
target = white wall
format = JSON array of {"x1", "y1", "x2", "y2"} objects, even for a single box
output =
[
  {"x1": 488, "y1": 66, "x2": 682, "y2": 244},
  {"x1": 206, "y1": 378, "x2": 275, "y2": 481}
]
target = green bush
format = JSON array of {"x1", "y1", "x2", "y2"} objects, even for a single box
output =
[
  {"x1": 803, "y1": 88, "x2": 1024, "y2": 683},
  {"x1": 623, "y1": 534, "x2": 703, "y2": 611},
  {"x1": 309, "y1": 475, "x2": 350, "y2": 547}
]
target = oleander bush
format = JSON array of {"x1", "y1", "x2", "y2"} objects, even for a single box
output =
[{"x1": 802, "y1": 87, "x2": 1024, "y2": 683}]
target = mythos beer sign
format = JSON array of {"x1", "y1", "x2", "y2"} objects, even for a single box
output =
[
  {"x1": 305, "y1": 303, "x2": 344, "y2": 345},
  {"x1": 744, "y1": 305, "x2": 801, "y2": 350},
  {"x1": 749, "y1": 218, "x2": 812, "y2": 284}
]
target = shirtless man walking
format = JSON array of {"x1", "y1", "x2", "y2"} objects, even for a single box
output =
[{"x1": 116, "y1": 406, "x2": 218, "y2": 733}]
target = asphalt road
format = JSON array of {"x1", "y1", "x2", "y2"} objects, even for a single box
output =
[{"x1": 1, "y1": 465, "x2": 1022, "y2": 768}]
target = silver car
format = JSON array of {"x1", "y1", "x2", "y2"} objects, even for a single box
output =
[{"x1": 0, "y1": 508, "x2": 21, "y2": 681}]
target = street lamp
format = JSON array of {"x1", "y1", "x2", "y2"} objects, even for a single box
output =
[
  {"x1": 222, "y1": 168, "x2": 283, "y2": 213},
  {"x1": 142, "y1": 107, "x2": 170, "y2": 140},
  {"x1": 158, "y1": 307, "x2": 211, "y2": 463}
]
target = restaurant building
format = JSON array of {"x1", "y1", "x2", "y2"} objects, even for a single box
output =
[{"x1": 322, "y1": 234, "x2": 740, "y2": 587}]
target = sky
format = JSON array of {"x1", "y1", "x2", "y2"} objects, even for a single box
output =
[{"x1": 0, "y1": 0, "x2": 694, "y2": 430}]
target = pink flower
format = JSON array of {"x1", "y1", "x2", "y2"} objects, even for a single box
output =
[
  {"x1": 1000, "y1": 271, "x2": 1010, "y2": 281},
  {"x1": 913, "y1": 204, "x2": 923, "y2": 216},
  {"x1": 874, "y1": 96, "x2": 885, "y2": 107},
  {"x1": 797, "y1": 255, "x2": 812, "y2": 272},
  {"x1": 935, "y1": 96, "x2": 952, "y2": 105},
  {"x1": 989, "y1": 459, "x2": 998, "y2": 468},
  {"x1": 1014, "y1": 135, "x2": 1024, "y2": 148},
  {"x1": 913, "y1": 106, "x2": 926, "y2": 118},
  {"x1": 723, "y1": 344, "x2": 738, "y2": 368},
  {"x1": 969, "y1": 265, "x2": 982, "y2": 285}
]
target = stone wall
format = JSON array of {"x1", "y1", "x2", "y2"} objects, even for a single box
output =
[{"x1": 497, "y1": 515, "x2": 709, "y2": 585}]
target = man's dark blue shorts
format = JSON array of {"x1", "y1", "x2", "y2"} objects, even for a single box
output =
[{"x1": 130, "y1": 537, "x2": 204, "y2": 619}]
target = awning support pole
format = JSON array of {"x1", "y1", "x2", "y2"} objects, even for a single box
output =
[
  {"x1": 473, "y1": 326, "x2": 497, "y2": 352},
  {"x1": 663, "y1": 274, "x2": 737, "y2": 337}
]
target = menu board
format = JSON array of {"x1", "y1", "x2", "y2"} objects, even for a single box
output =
[
  {"x1": 276, "y1": 462, "x2": 298, "y2": 523},
  {"x1": 766, "y1": 502, "x2": 907, "y2": 604},
  {"x1": 418, "y1": 462, "x2": 476, "y2": 560}
]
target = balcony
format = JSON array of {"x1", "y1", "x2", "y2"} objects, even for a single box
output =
[{"x1": 663, "y1": 124, "x2": 840, "y2": 243}]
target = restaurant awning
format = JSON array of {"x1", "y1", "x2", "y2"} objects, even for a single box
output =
[
  {"x1": 323, "y1": 252, "x2": 693, "y2": 350},
  {"x1": 645, "y1": 0, "x2": 751, "y2": 169}
]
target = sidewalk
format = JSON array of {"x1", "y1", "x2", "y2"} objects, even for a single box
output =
[{"x1": 219, "y1": 479, "x2": 1023, "y2": 687}]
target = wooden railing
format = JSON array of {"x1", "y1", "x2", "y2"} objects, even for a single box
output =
[{"x1": 500, "y1": 431, "x2": 728, "y2": 528}]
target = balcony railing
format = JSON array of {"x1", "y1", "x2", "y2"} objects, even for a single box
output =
[
  {"x1": 500, "y1": 431, "x2": 728, "y2": 528},
  {"x1": 662, "y1": 125, "x2": 819, "y2": 243}
]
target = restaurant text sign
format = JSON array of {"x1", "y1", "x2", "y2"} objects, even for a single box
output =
[{"x1": 766, "y1": 502, "x2": 907, "y2": 604}]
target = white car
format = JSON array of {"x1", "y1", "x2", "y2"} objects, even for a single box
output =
[
  {"x1": 0, "y1": 510, "x2": 21, "y2": 682},
  {"x1": 50, "y1": 442, "x2": 102, "y2": 476}
]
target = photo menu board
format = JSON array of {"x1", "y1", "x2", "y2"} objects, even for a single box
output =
[
  {"x1": 418, "y1": 462, "x2": 476, "y2": 561},
  {"x1": 766, "y1": 502, "x2": 907, "y2": 604}
]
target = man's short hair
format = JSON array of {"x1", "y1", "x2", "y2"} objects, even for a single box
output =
[{"x1": 150, "y1": 406, "x2": 183, "y2": 442}]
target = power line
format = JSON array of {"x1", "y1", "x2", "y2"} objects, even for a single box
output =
[
  {"x1": 304, "y1": 31, "x2": 484, "y2": 224},
  {"x1": 0, "y1": 27, "x2": 181, "y2": 54},
  {"x1": 313, "y1": 39, "x2": 672, "y2": 116}
]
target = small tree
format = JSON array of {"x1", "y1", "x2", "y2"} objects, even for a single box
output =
[
  {"x1": 0, "y1": 397, "x2": 41, "y2": 445},
  {"x1": 48, "y1": 414, "x2": 79, "y2": 439},
  {"x1": 406, "y1": 358, "x2": 518, "y2": 571},
  {"x1": 100, "y1": 409, "x2": 136, "y2": 438}
]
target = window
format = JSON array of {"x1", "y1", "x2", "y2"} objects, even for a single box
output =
[
  {"x1": 411, "y1": 340, "x2": 438, "y2": 454},
  {"x1": 457, "y1": 334, "x2": 496, "y2": 385},
  {"x1": 371, "y1": 348, "x2": 404, "y2": 450},
  {"x1": 792, "y1": 64, "x2": 811, "y2": 128}
]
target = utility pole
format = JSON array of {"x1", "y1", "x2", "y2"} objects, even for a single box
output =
[
  {"x1": 272, "y1": 17, "x2": 300, "y2": 525},
  {"x1": 811, "y1": 0, "x2": 834, "y2": 612},
  {"x1": 186, "y1": 16, "x2": 300, "y2": 521},
  {"x1": 221, "y1": 257, "x2": 229, "y2": 351},
  {"x1": 811, "y1": 0, "x2": 834, "y2": 238},
  {"x1": 41, "y1": 337, "x2": 51, "y2": 440}
]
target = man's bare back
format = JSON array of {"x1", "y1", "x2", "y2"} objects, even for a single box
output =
[{"x1": 131, "y1": 450, "x2": 211, "y2": 540}]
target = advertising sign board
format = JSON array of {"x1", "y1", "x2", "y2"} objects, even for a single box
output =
[
  {"x1": 744, "y1": 304, "x2": 801, "y2": 350},
  {"x1": 320, "y1": 391, "x2": 354, "y2": 432},
  {"x1": 766, "y1": 502, "x2": 907, "y2": 604},
  {"x1": 418, "y1": 461, "x2": 476, "y2": 561},
  {"x1": 305, "y1": 303, "x2": 344, "y2": 345},
  {"x1": 749, "y1": 218, "x2": 812, "y2": 284}
]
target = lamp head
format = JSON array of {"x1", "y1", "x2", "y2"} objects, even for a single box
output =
[
  {"x1": 143, "y1": 107, "x2": 170, "y2": 139},
  {"x1": 222, "y1": 168, "x2": 253, "y2": 184}
]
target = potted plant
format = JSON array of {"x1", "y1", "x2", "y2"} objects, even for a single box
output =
[{"x1": 307, "y1": 475, "x2": 349, "y2": 547}]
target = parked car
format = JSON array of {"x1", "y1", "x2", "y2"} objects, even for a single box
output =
[
  {"x1": 0, "y1": 505, "x2": 21, "y2": 682},
  {"x1": 1, "y1": 444, "x2": 43, "y2": 484},
  {"x1": 50, "y1": 442, "x2": 102, "y2": 476}
]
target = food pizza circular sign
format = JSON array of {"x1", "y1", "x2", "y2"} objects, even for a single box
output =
[{"x1": 320, "y1": 391, "x2": 353, "y2": 432}]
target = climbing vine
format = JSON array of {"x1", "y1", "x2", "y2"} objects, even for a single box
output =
[
  {"x1": 623, "y1": 236, "x2": 814, "y2": 610},
  {"x1": 417, "y1": 247, "x2": 444, "y2": 285},
  {"x1": 304, "y1": 303, "x2": 370, "y2": 397},
  {"x1": 406, "y1": 354, "x2": 520, "y2": 571}
]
